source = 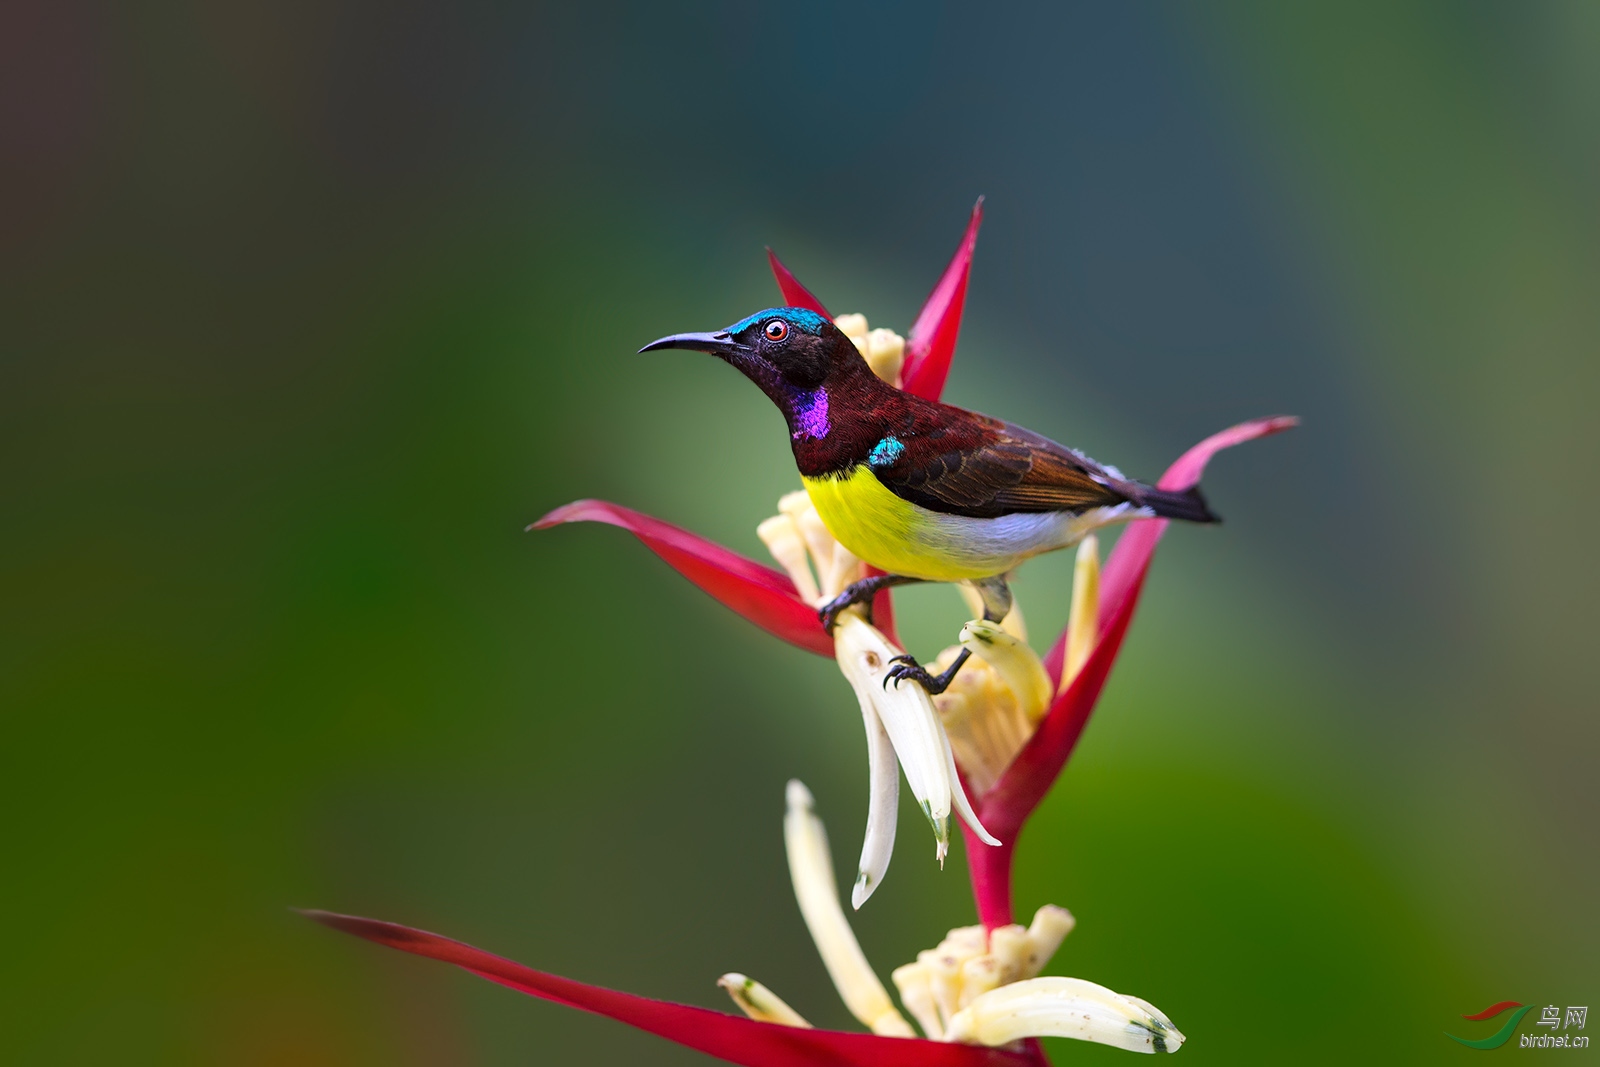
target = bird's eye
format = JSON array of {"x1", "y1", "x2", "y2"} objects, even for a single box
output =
[{"x1": 764, "y1": 319, "x2": 789, "y2": 342}]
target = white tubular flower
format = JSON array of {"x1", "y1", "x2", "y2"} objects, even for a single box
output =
[
  {"x1": 848, "y1": 675, "x2": 899, "y2": 910},
  {"x1": 783, "y1": 781, "x2": 916, "y2": 1038},
  {"x1": 832, "y1": 612, "x2": 952, "y2": 858},
  {"x1": 717, "y1": 973, "x2": 813, "y2": 1028},
  {"x1": 834, "y1": 613, "x2": 999, "y2": 870},
  {"x1": 943, "y1": 976, "x2": 1185, "y2": 1054},
  {"x1": 1061, "y1": 534, "x2": 1101, "y2": 694}
]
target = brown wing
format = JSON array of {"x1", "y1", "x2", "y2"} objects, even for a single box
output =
[{"x1": 874, "y1": 419, "x2": 1135, "y2": 519}]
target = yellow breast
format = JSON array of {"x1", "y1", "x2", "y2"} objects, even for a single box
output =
[{"x1": 803, "y1": 466, "x2": 996, "y2": 582}]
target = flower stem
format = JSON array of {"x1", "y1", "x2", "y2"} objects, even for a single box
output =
[{"x1": 963, "y1": 822, "x2": 1016, "y2": 930}]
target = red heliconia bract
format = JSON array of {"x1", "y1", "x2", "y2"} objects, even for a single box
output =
[
  {"x1": 531, "y1": 499, "x2": 836, "y2": 657},
  {"x1": 303, "y1": 911, "x2": 1043, "y2": 1067},
  {"x1": 314, "y1": 205, "x2": 1296, "y2": 1066},
  {"x1": 766, "y1": 247, "x2": 832, "y2": 320},
  {"x1": 901, "y1": 198, "x2": 983, "y2": 402}
]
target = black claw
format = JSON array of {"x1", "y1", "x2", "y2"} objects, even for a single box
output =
[
  {"x1": 882, "y1": 654, "x2": 958, "y2": 695},
  {"x1": 818, "y1": 593, "x2": 856, "y2": 633},
  {"x1": 880, "y1": 648, "x2": 971, "y2": 695}
]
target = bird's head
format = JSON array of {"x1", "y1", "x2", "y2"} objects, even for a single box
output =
[{"x1": 640, "y1": 308, "x2": 873, "y2": 436}]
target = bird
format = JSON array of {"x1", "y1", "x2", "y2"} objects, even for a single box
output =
[{"x1": 641, "y1": 306, "x2": 1218, "y2": 694}]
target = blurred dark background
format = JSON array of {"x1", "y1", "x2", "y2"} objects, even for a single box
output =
[{"x1": 3, "y1": 2, "x2": 1596, "y2": 1063}]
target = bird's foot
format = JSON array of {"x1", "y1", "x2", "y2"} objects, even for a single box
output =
[
  {"x1": 819, "y1": 588, "x2": 865, "y2": 633},
  {"x1": 819, "y1": 573, "x2": 922, "y2": 632},
  {"x1": 883, "y1": 653, "x2": 964, "y2": 695}
]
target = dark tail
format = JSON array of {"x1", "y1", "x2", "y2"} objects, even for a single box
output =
[{"x1": 1137, "y1": 483, "x2": 1220, "y2": 524}]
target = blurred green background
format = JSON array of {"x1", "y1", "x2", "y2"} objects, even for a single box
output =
[{"x1": 3, "y1": 2, "x2": 1596, "y2": 1063}]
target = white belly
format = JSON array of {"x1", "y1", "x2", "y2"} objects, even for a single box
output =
[{"x1": 903, "y1": 502, "x2": 1148, "y2": 579}]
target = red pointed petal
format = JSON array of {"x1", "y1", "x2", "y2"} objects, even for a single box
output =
[
  {"x1": 767, "y1": 249, "x2": 832, "y2": 318},
  {"x1": 533, "y1": 500, "x2": 834, "y2": 657},
  {"x1": 984, "y1": 418, "x2": 1299, "y2": 842},
  {"x1": 900, "y1": 199, "x2": 984, "y2": 401},
  {"x1": 1041, "y1": 415, "x2": 1299, "y2": 686},
  {"x1": 305, "y1": 911, "x2": 1043, "y2": 1067},
  {"x1": 1156, "y1": 415, "x2": 1299, "y2": 492}
]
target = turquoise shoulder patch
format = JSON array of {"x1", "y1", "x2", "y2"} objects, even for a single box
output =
[{"x1": 868, "y1": 434, "x2": 905, "y2": 468}]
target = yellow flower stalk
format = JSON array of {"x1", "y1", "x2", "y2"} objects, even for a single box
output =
[
  {"x1": 1061, "y1": 534, "x2": 1100, "y2": 693},
  {"x1": 782, "y1": 781, "x2": 916, "y2": 1037}
]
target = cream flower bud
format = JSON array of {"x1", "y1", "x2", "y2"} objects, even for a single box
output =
[
  {"x1": 785, "y1": 494, "x2": 861, "y2": 600},
  {"x1": 717, "y1": 973, "x2": 812, "y2": 1028},
  {"x1": 958, "y1": 620, "x2": 1053, "y2": 723},
  {"x1": 944, "y1": 976, "x2": 1185, "y2": 1054},
  {"x1": 921, "y1": 947, "x2": 963, "y2": 1029},
  {"x1": 783, "y1": 781, "x2": 915, "y2": 1038},
  {"x1": 942, "y1": 925, "x2": 987, "y2": 955},
  {"x1": 834, "y1": 313, "x2": 869, "y2": 343},
  {"x1": 958, "y1": 955, "x2": 1003, "y2": 1009},
  {"x1": 1061, "y1": 534, "x2": 1101, "y2": 693},
  {"x1": 820, "y1": 539, "x2": 863, "y2": 604},
  {"x1": 757, "y1": 514, "x2": 821, "y2": 604},
  {"x1": 834, "y1": 313, "x2": 905, "y2": 385},
  {"x1": 985, "y1": 923, "x2": 1030, "y2": 984},
  {"x1": 891, "y1": 961, "x2": 944, "y2": 1040},
  {"x1": 863, "y1": 327, "x2": 905, "y2": 384},
  {"x1": 777, "y1": 488, "x2": 813, "y2": 521},
  {"x1": 779, "y1": 492, "x2": 835, "y2": 585},
  {"x1": 1022, "y1": 904, "x2": 1075, "y2": 979}
]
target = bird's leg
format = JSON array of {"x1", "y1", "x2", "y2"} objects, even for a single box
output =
[
  {"x1": 819, "y1": 573, "x2": 924, "y2": 632},
  {"x1": 885, "y1": 647, "x2": 971, "y2": 695},
  {"x1": 885, "y1": 575, "x2": 1014, "y2": 695},
  {"x1": 966, "y1": 573, "x2": 1015, "y2": 624}
]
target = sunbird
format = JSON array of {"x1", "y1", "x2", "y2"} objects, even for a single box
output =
[{"x1": 643, "y1": 307, "x2": 1218, "y2": 694}]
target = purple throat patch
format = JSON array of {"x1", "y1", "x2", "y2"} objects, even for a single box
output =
[{"x1": 792, "y1": 389, "x2": 830, "y2": 440}]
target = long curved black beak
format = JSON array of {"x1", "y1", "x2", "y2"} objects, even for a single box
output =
[{"x1": 639, "y1": 330, "x2": 740, "y2": 356}]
